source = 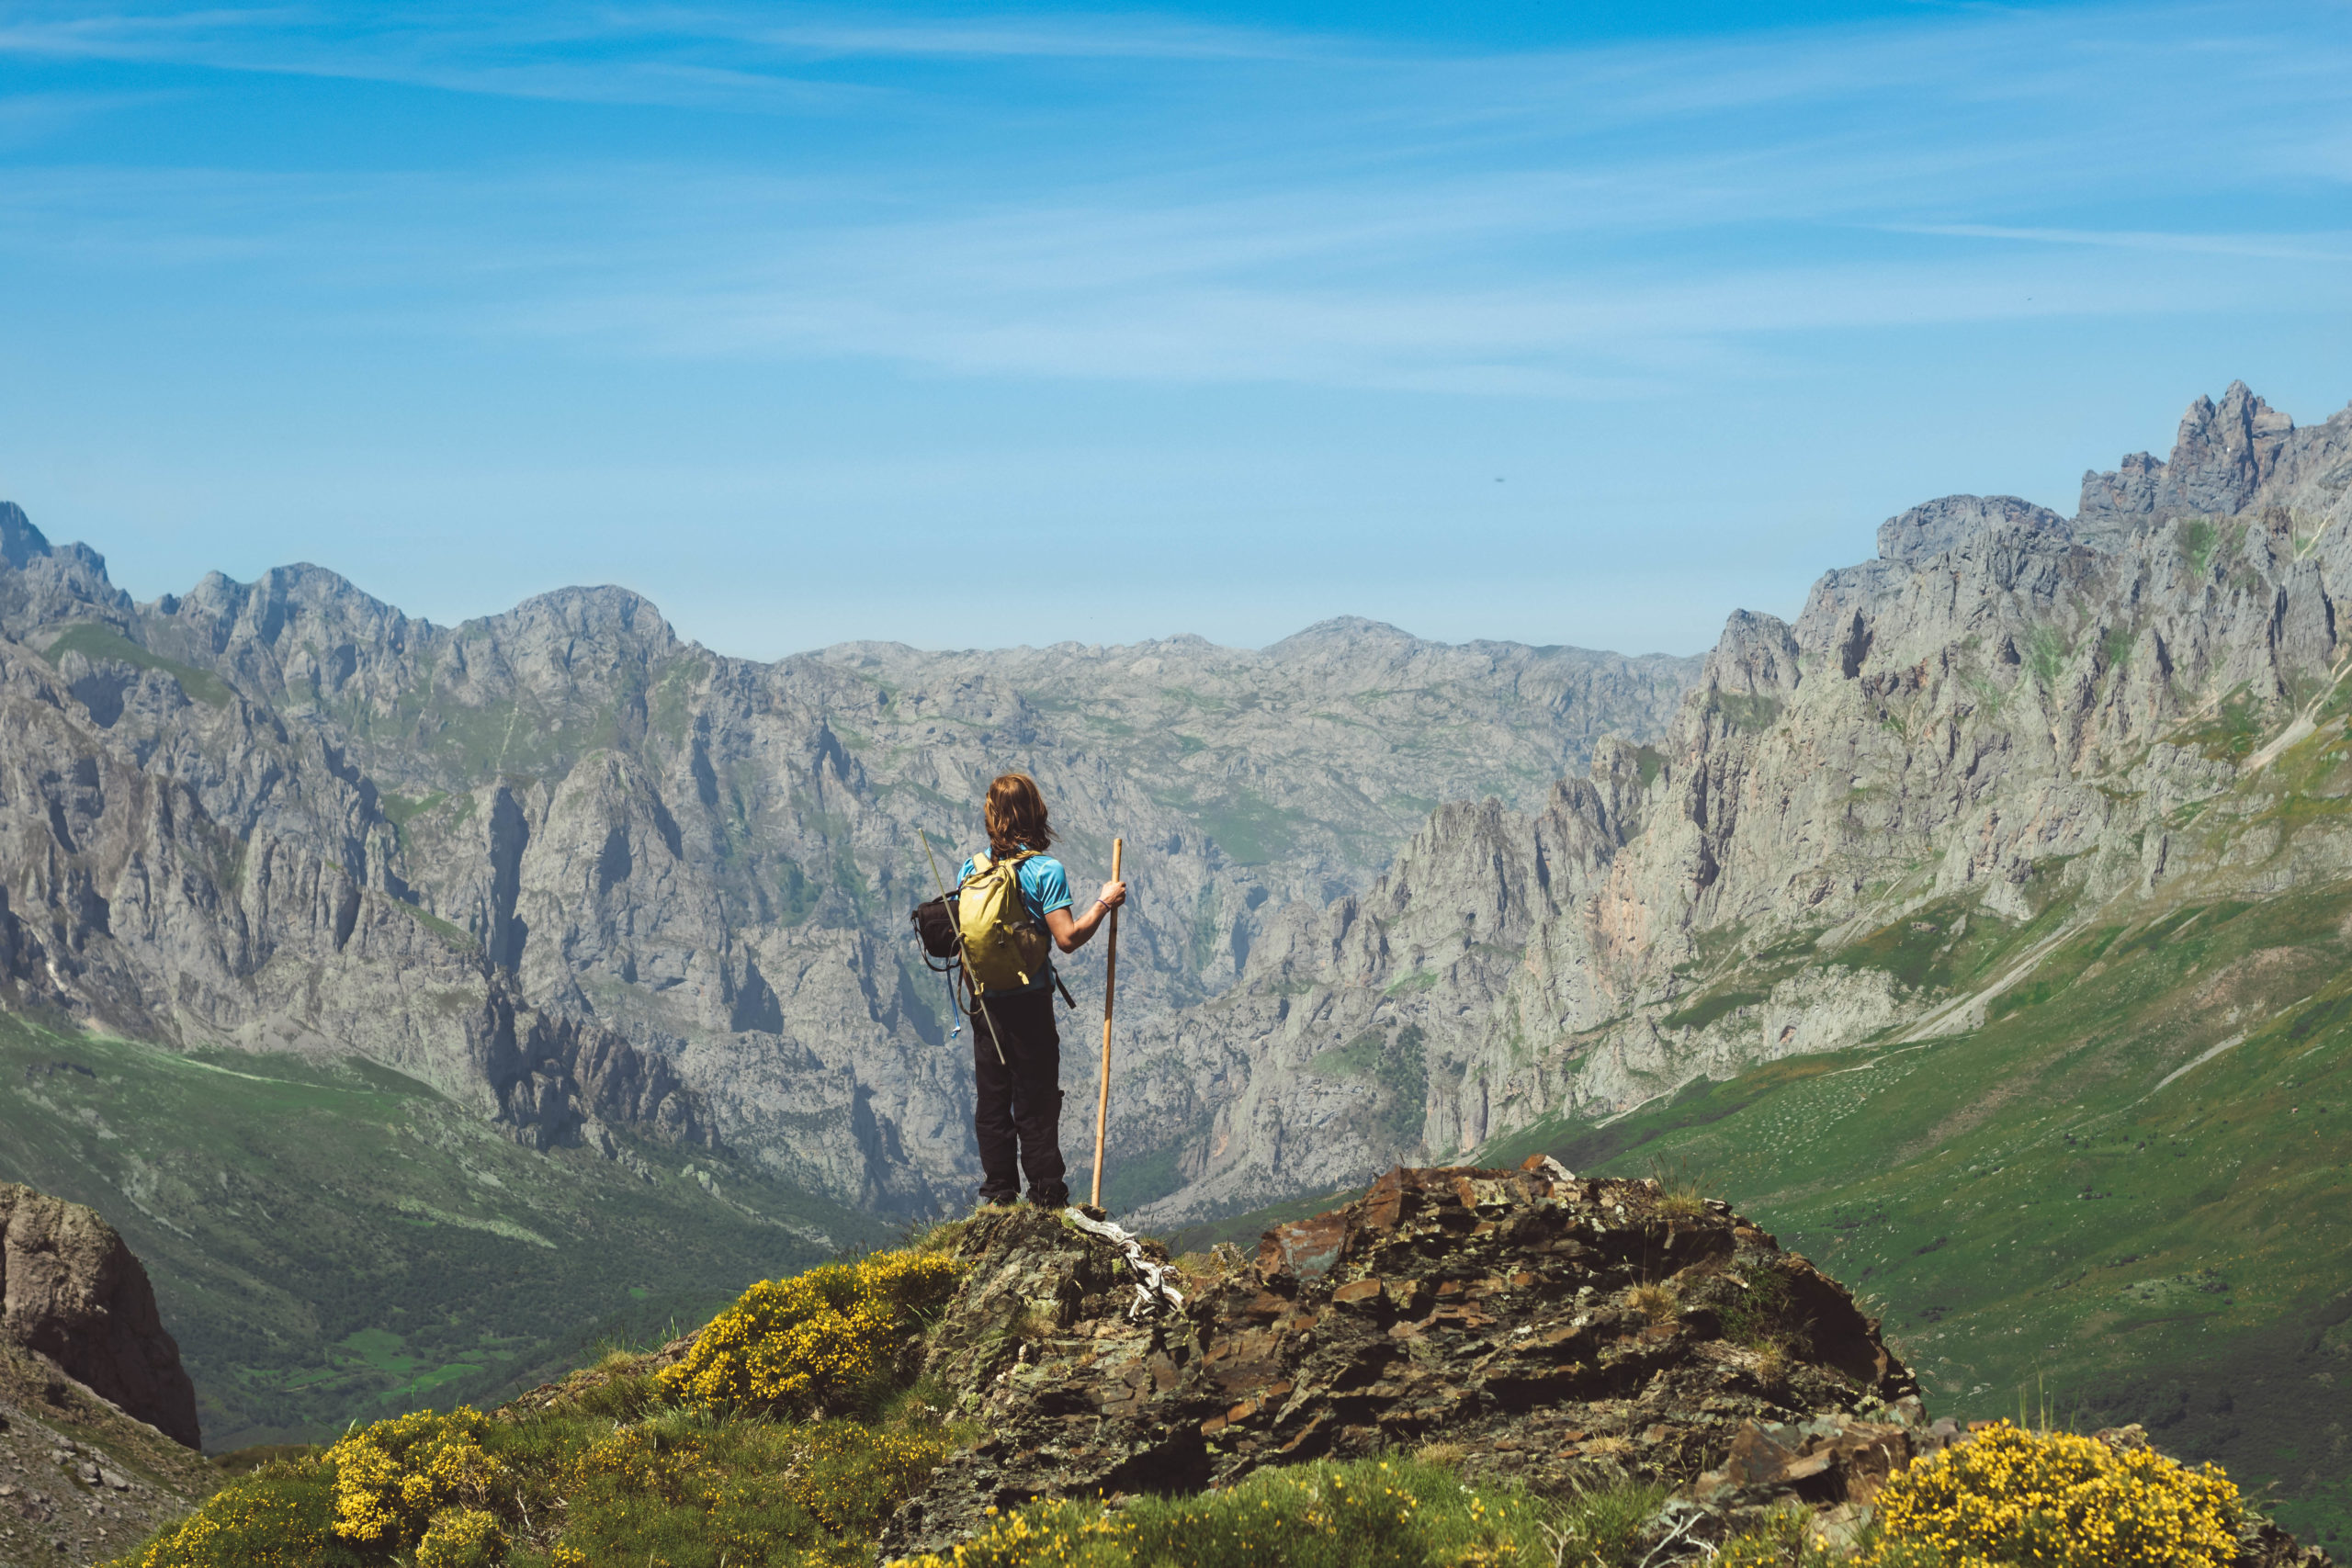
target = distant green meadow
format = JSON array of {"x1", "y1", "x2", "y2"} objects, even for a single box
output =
[
  {"x1": 0, "y1": 1011, "x2": 885, "y2": 1450},
  {"x1": 1481, "y1": 892, "x2": 2352, "y2": 1548}
]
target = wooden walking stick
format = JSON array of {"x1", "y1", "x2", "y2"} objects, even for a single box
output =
[{"x1": 1090, "y1": 838, "x2": 1124, "y2": 1209}]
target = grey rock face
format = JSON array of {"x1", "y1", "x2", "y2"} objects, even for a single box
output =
[
  {"x1": 0, "y1": 505, "x2": 1700, "y2": 1214},
  {"x1": 1120, "y1": 384, "x2": 2352, "y2": 1225},
  {"x1": 1876, "y1": 495, "x2": 2071, "y2": 563},
  {"x1": 13, "y1": 382, "x2": 2344, "y2": 1235},
  {"x1": 2076, "y1": 380, "x2": 2349, "y2": 542}
]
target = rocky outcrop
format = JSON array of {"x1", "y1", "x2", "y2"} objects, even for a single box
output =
[
  {"x1": 881, "y1": 1160, "x2": 1917, "y2": 1557},
  {"x1": 0, "y1": 1337, "x2": 220, "y2": 1567},
  {"x1": 0, "y1": 1185, "x2": 199, "y2": 1449}
]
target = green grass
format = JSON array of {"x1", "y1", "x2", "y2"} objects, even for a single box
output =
[
  {"x1": 401, "y1": 899, "x2": 481, "y2": 951},
  {"x1": 2176, "y1": 685, "x2": 2268, "y2": 762},
  {"x1": 1498, "y1": 885, "x2": 2352, "y2": 1546},
  {"x1": 41, "y1": 621, "x2": 234, "y2": 706},
  {"x1": 379, "y1": 791, "x2": 446, "y2": 828},
  {"x1": 2180, "y1": 518, "x2": 2221, "y2": 579},
  {"x1": 1306, "y1": 1032, "x2": 1386, "y2": 1079},
  {"x1": 1709, "y1": 692, "x2": 1783, "y2": 733},
  {"x1": 904, "y1": 1455, "x2": 1665, "y2": 1568},
  {"x1": 110, "y1": 1314, "x2": 968, "y2": 1568},
  {"x1": 1658, "y1": 986, "x2": 1770, "y2": 1032},
  {"x1": 1824, "y1": 895, "x2": 2060, "y2": 996},
  {"x1": 2101, "y1": 625, "x2": 2137, "y2": 671},
  {"x1": 0, "y1": 1010, "x2": 887, "y2": 1450},
  {"x1": 2026, "y1": 626, "x2": 2068, "y2": 687},
  {"x1": 1099, "y1": 1140, "x2": 1187, "y2": 1213},
  {"x1": 1306, "y1": 1024, "x2": 1428, "y2": 1145},
  {"x1": 1164, "y1": 1185, "x2": 1372, "y2": 1256}
]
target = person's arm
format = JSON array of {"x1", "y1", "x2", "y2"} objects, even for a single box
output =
[{"x1": 1046, "y1": 879, "x2": 1127, "y2": 953}]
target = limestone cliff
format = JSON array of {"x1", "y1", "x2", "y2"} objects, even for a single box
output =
[
  {"x1": 1118, "y1": 382, "x2": 2352, "y2": 1224},
  {"x1": 8, "y1": 380, "x2": 2346, "y2": 1235},
  {"x1": 0, "y1": 515, "x2": 1696, "y2": 1213}
]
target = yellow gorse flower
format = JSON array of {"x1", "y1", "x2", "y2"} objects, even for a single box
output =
[
  {"x1": 414, "y1": 1505, "x2": 504, "y2": 1568},
  {"x1": 1861, "y1": 1421, "x2": 2242, "y2": 1568},
  {"x1": 323, "y1": 1406, "x2": 510, "y2": 1550},
  {"x1": 660, "y1": 1249, "x2": 961, "y2": 1417}
]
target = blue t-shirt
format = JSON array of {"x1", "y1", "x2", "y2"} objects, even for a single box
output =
[{"x1": 958, "y1": 852, "x2": 1073, "y2": 995}]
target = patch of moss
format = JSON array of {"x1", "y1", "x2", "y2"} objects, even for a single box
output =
[
  {"x1": 42, "y1": 622, "x2": 233, "y2": 707},
  {"x1": 1709, "y1": 692, "x2": 1783, "y2": 733}
]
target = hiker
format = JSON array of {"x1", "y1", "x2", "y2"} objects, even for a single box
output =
[{"x1": 959, "y1": 773, "x2": 1126, "y2": 1209}]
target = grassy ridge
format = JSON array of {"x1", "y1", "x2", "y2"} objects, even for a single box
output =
[
  {"x1": 1492, "y1": 887, "x2": 2352, "y2": 1550},
  {"x1": 0, "y1": 1010, "x2": 888, "y2": 1450},
  {"x1": 1175, "y1": 883, "x2": 2352, "y2": 1547}
]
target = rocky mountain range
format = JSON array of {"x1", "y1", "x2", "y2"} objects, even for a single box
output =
[
  {"x1": 6, "y1": 380, "x2": 2350, "y2": 1231},
  {"x1": 1113, "y1": 380, "x2": 2352, "y2": 1224},
  {"x1": 0, "y1": 507, "x2": 1696, "y2": 1217},
  {"x1": 6, "y1": 383, "x2": 2352, "y2": 1530}
]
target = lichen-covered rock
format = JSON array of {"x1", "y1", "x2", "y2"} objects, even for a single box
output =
[
  {"x1": 880, "y1": 1160, "x2": 1917, "y2": 1559},
  {"x1": 0, "y1": 1183, "x2": 200, "y2": 1449}
]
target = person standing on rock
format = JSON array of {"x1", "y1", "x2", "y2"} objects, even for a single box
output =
[{"x1": 956, "y1": 773, "x2": 1125, "y2": 1210}]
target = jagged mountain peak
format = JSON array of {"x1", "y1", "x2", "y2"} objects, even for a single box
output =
[
  {"x1": 0, "y1": 502, "x2": 128, "y2": 628},
  {"x1": 1261, "y1": 615, "x2": 1419, "y2": 656},
  {"x1": 2078, "y1": 381, "x2": 2352, "y2": 546},
  {"x1": 0, "y1": 501, "x2": 49, "y2": 568},
  {"x1": 1876, "y1": 494, "x2": 2070, "y2": 564},
  {"x1": 477, "y1": 582, "x2": 681, "y2": 652},
  {"x1": 169, "y1": 560, "x2": 414, "y2": 634},
  {"x1": 1701, "y1": 606, "x2": 1803, "y2": 696}
]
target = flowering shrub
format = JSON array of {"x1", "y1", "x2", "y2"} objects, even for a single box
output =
[
  {"x1": 660, "y1": 1249, "x2": 961, "y2": 1416},
  {"x1": 324, "y1": 1407, "x2": 509, "y2": 1549},
  {"x1": 1860, "y1": 1422, "x2": 2241, "y2": 1568},
  {"x1": 413, "y1": 1506, "x2": 504, "y2": 1568},
  {"x1": 552, "y1": 1413, "x2": 956, "y2": 1565},
  {"x1": 786, "y1": 1421, "x2": 957, "y2": 1536},
  {"x1": 119, "y1": 1468, "x2": 363, "y2": 1568}
]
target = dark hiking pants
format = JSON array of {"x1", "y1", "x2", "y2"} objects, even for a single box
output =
[{"x1": 972, "y1": 986, "x2": 1068, "y2": 1206}]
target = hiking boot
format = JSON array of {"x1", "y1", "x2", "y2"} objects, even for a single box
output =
[
  {"x1": 1027, "y1": 1183, "x2": 1069, "y2": 1210},
  {"x1": 976, "y1": 1190, "x2": 1020, "y2": 1210}
]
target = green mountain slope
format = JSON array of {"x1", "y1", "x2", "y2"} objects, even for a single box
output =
[
  {"x1": 1474, "y1": 879, "x2": 2352, "y2": 1550},
  {"x1": 0, "y1": 1011, "x2": 887, "y2": 1450}
]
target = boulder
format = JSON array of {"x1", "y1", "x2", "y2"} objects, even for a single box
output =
[
  {"x1": 0, "y1": 1183, "x2": 200, "y2": 1448},
  {"x1": 880, "y1": 1159, "x2": 1918, "y2": 1558}
]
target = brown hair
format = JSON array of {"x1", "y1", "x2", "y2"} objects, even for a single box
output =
[{"x1": 985, "y1": 773, "x2": 1055, "y2": 858}]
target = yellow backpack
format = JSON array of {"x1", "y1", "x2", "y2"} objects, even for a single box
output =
[{"x1": 957, "y1": 851, "x2": 1051, "y2": 993}]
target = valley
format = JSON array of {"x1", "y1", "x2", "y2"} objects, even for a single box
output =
[
  {"x1": 2, "y1": 384, "x2": 2348, "y2": 1552},
  {"x1": 0, "y1": 1009, "x2": 879, "y2": 1450}
]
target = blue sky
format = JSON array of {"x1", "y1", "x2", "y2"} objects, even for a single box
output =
[{"x1": 1, "y1": 2, "x2": 2348, "y2": 659}]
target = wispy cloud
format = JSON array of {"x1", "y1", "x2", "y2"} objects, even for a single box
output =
[
  {"x1": 1886, "y1": 224, "x2": 2352, "y2": 265},
  {"x1": 0, "y1": 2, "x2": 1315, "y2": 112},
  {"x1": 2, "y1": 0, "x2": 2348, "y2": 397}
]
